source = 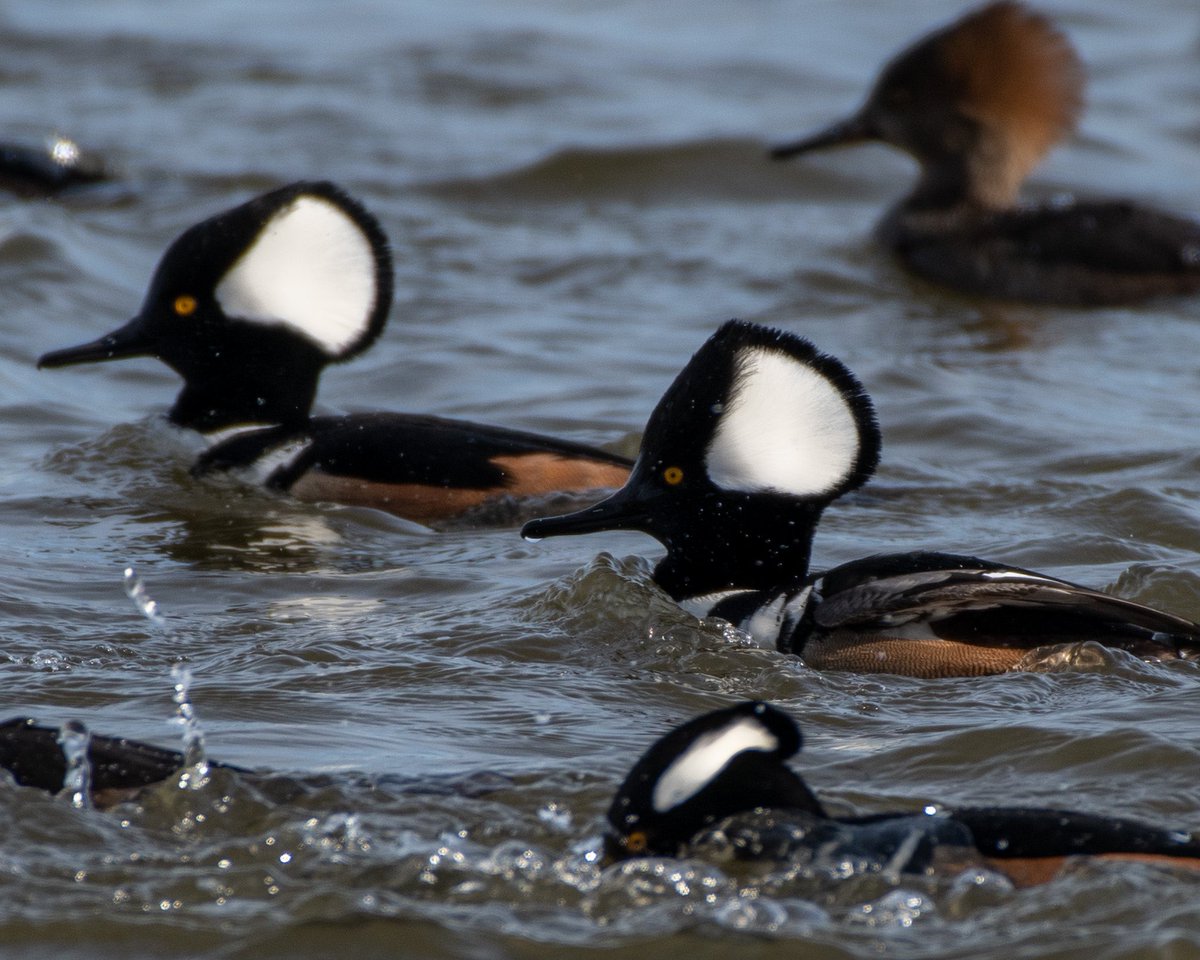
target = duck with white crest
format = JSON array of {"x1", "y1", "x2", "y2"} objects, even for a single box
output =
[
  {"x1": 522, "y1": 319, "x2": 1200, "y2": 676},
  {"x1": 39, "y1": 181, "x2": 631, "y2": 526},
  {"x1": 606, "y1": 701, "x2": 1200, "y2": 886}
]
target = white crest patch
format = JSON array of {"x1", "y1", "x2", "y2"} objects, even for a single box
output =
[
  {"x1": 652, "y1": 716, "x2": 778, "y2": 813},
  {"x1": 215, "y1": 195, "x2": 379, "y2": 355},
  {"x1": 705, "y1": 347, "x2": 860, "y2": 497}
]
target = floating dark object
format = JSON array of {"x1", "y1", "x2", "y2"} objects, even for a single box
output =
[{"x1": 0, "y1": 136, "x2": 107, "y2": 196}]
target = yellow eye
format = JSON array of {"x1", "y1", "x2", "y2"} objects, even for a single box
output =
[
  {"x1": 624, "y1": 831, "x2": 649, "y2": 854},
  {"x1": 663, "y1": 466, "x2": 684, "y2": 486},
  {"x1": 173, "y1": 294, "x2": 197, "y2": 316}
]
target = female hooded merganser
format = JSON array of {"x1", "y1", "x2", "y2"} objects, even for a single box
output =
[
  {"x1": 522, "y1": 320, "x2": 1200, "y2": 676},
  {"x1": 769, "y1": 1, "x2": 1200, "y2": 306},
  {"x1": 608, "y1": 701, "x2": 1200, "y2": 884},
  {"x1": 38, "y1": 181, "x2": 631, "y2": 525}
]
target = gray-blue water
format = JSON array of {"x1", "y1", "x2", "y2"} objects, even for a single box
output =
[{"x1": 2, "y1": 1, "x2": 1200, "y2": 957}]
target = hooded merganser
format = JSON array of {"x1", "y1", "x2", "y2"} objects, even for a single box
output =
[
  {"x1": 769, "y1": 1, "x2": 1200, "y2": 306},
  {"x1": 38, "y1": 181, "x2": 631, "y2": 525},
  {"x1": 0, "y1": 716, "x2": 503, "y2": 809},
  {"x1": 608, "y1": 701, "x2": 1200, "y2": 884},
  {"x1": 522, "y1": 320, "x2": 1200, "y2": 676},
  {"x1": 0, "y1": 716, "x2": 240, "y2": 809}
]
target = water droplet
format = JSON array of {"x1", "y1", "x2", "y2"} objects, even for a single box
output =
[
  {"x1": 538, "y1": 801, "x2": 572, "y2": 830},
  {"x1": 57, "y1": 720, "x2": 92, "y2": 809},
  {"x1": 171, "y1": 663, "x2": 209, "y2": 777},
  {"x1": 123, "y1": 567, "x2": 164, "y2": 625}
]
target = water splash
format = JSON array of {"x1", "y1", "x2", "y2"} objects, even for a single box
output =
[
  {"x1": 123, "y1": 567, "x2": 164, "y2": 626},
  {"x1": 57, "y1": 719, "x2": 92, "y2": 809},
  {"x1": 171, "y1": 663, "x2": 210, "y2": 785},
  {"x1": 850, "y1": 889, "x2": 934, "y2": 930},
  {"x1": 881, "y1": 827, "x2": 925, "y2": 884}
]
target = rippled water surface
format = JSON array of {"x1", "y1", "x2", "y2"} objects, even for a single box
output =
[{"x1": 3, "y1": 1, "x2": 1200, "y2": 957}]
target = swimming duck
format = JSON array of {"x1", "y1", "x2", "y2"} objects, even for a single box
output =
[
  {"x1": 770, "y1": 2, "x2": 1200, "y2": 306},
  {"x1": 38, "y1": 181, "x2": 631, "y2": 524},
  {"x1": 608, "y1": 701, "x2": 1200, "y2": 885},
  {"x1": 522, "y1": 319, "x2": 1200, "y2": 675}
]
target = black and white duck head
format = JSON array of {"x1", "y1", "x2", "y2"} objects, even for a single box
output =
[
  {"x1": 39, "y1": 180, "x2": 393, "y2": 432},
  {"x1": 522, "y1": 320, "x2": 880, "y2": 597},
  {"x1": 606, "y1": 701, "x2": 823, "y2": 860}
]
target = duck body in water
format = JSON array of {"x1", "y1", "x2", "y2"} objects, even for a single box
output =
[
  {"x1": 770, "y1": 2, "x2": 1200, "y2": 306},
  {"x1": 524, "y1": 320, "x2": 1200, "y2": 676},
  {"x1": 38, "y1": 181, "x2": 631, "y2": 525}
]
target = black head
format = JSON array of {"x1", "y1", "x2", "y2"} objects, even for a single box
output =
[
  {"x1": 38, "y1": 180, "x2": 394, "y2": 432},
  {"x1": 606, "y1": 701, "x2": 823, "y2": 860},
  {"x1": 521, "y1": 320, "x2": 880, "y2": 597},
  {"x1": 770, "y1": 1, "x2": 1083, "y2": 210}
]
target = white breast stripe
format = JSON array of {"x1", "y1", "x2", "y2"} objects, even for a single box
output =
[
  {"x1": 678, "y1": 590, "x2": 752, "y2": 619},
  {"x1": 743, "y1": 593, "x2": 787, "y2": 644},
  {"x1": 240, "y1": 436, "x2": 314, "y2": 485},
  {"x1": 215, "y1": 195, "x2": 377, "y2": 355},
  {"x1": 202, "y1": 423, "x2": 274, "y2": 446},
  {"x1": 780, "y1": 585, "x2": 814, "y2": 632},
  {"x1": 705, "y1": 347, "x2": 860, "y2": 497},
  {"x1": 652, "y1": 717, "x2": 778, "y2": 813}
]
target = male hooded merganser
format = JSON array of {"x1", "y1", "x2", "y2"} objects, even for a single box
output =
[
  {"x1": 38, "y1": 181, "x2": 631, "y2": 524},
  {"x1": 522, "y1": 320, "x2": 1200, "y2": 676},
  {"x1": 608, "y1": 701, "x2": 1200, "y2": 884},
  {"x1": 769, "y1": 1, "x2": 1200, "y2": 306}
]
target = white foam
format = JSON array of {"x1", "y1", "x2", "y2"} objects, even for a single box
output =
[
  {"x1": 215, "y1": 194, "x2": 379, "y2": 355},
  {"x1": 705, "y1": 347, "x2": 860, "y2": 497},
  {"x1": 652, "y1": 715, "x2": 778, "y2": 813}
]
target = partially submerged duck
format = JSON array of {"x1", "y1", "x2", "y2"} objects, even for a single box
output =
[
  {"x1": 607, "y1": 701, "x2": 1200, "y2": 885},
  {"x1": 0, "y1": 135, "x2": 107, "y2": 196},
  {"x1": 0, "y1": 717, "x2": 236, "y2": 809}
]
